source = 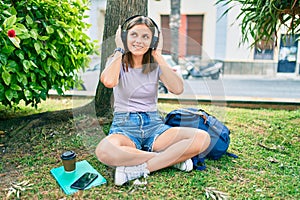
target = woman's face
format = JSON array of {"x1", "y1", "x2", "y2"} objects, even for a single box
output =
[{"x1": 127, "y1": 24, "x2": 153, "y2": 56}]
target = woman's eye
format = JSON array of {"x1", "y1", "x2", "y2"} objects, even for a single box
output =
[{"x1": 131, "y1": 33, "x2": 137, "y2": 37}]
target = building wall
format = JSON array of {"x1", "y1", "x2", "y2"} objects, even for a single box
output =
[
  {"x1": 87, "y1": 0, "x2": 299, "y2": 76},
  {"x1": 149, "y1": 0, "x2": 217, "y2": 59}
]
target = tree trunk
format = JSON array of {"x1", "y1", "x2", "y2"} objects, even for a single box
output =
[
  {"x1": 170, "y1": 0, "x2": 181, "y2": 63},
  {"x1": 94, "y1": 0, "x2": 148, "y2": 117}
]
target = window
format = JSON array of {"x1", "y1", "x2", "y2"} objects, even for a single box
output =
[{"x1": 254, "y1": 37, "x2": 275, "y2": 60}]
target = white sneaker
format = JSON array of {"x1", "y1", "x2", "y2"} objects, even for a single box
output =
[
  {"x1": 114, "y1": 163, "x2": 150, "y2": 186},
  {"x1": 173, "y1": 159, "x2": 193, "y2": 172}
]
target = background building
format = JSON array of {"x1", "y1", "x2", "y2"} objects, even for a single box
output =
[{"x1": 88, "y1": 0, "x2": 300, "y2": 77}]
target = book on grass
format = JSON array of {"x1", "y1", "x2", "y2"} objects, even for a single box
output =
[{"x1": 50, "y1": 160, "x2": 106, "y2": 195}]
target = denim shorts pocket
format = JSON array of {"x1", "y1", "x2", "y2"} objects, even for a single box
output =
[
  {"x1": 149, "y1": 113, "x2": 164, "y2": 124},
  {"x1": 112, "y1": 114, "x2": 128, "y2": 127}
]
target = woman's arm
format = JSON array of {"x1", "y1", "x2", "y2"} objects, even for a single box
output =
[
  {"x1": 152, "y1": 33, "x2": 184, "y2": 95},
  {"x1": 100, "y1": 26, "x2": 124, "y2": 88},
  {"x1": 155, "y1": 54, "x2": 184, "y2": 95},
  {"x1": 100, "y1": 52, "x2": 122, "y2": 88}
]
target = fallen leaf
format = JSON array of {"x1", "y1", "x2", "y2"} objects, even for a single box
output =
[
  {"x1": 205, "y1": 187, "x2": 229, "y2": 200},
  {"x1": 267, "y1": 157, "x2": 279, "y2": 163}
]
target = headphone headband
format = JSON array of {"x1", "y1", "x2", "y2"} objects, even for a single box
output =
[
  {"x1": 121, "y1": 15, "x2": 160, "y2": 34},
  {"x1": 121, "y1": 15, "x2": 160, "y2": 50}
]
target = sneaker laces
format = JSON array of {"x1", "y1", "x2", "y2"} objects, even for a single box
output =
[{"x1": 125, "y1": 163, "x2": 149, "y2": 180}]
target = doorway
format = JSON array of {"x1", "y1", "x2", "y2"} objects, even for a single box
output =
[{"x1": 277, "y1": 34, "x2": 298, "y2": 73}]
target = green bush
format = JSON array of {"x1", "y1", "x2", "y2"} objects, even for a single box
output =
[{"x1": 0, "y1": 0, "x2": 97, "y2": 107}]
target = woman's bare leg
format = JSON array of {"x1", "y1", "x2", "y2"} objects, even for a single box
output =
[
  {"x1": 95, "y1": 127, "x2": 210, "y2": 172},
  {"x1": 95, "y1": 134, "x2": 157, "y2": 166},
  {"x1": 146, "y1": 127, "x2": 210, "y2": 172}
]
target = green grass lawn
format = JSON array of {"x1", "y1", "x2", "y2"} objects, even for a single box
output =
[{"x1": 0, "y1": 99, "x2": 299, "y2": 199}]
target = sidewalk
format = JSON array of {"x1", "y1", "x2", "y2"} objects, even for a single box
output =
[
  {"x1": 222, "y1": 74, "x2": 300, "y2": 80},
  {"x1": 157, "y1": 93, "x2": 300, "y2": 110},
  {"x1": 49, "y1": 90, "x2": 300, "y2": 110}
]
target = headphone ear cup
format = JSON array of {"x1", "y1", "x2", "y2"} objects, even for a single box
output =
[
  {"x1": 151, "y1": 36, "x2": 159, "y2": 49},
  {"x1": 121, "y1": 31, "x2": 127, "y2": 50}
]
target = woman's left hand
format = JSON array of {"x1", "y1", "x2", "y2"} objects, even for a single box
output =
[{"x1": 151, "y1": 32, "x2": 163, "y2": 58}]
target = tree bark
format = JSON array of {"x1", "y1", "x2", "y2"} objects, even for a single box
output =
[
  {"x1": 170, "y1": 0, "x2": 181, "y2": 63},
  {"x1": 94, "y1": 0, "x2": 148, "y2": 117}
]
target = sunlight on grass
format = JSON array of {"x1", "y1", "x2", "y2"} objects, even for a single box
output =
[
  {"x1": 0, "y1": 97, "x2": 93, "y2": 119},
  {"x1": 0, "y1": 100, "x2": 299, "y2": 199}
]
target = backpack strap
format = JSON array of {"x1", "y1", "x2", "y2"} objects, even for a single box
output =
[
  {"x1": 191, "y1": 157, "x2": 207, "y2": 171},
  {"x1": 192, "y1": 152, "x2": 238, "y2": 171},
  {"x1": 226, "y1": 152, "x2": 238, "y2": 158}
]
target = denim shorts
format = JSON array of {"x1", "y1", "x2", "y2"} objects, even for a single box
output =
[{"x1": 109, "y1": 111, "x2": 172, "y2": 152}]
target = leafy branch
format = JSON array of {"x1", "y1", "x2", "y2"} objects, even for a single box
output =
[{"x1": 216, "y1": 0, "x2": 300, "y2": 47}]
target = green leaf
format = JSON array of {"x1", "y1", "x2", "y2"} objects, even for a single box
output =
[
  {"x1": 34, "y1": 42, "x2": 41, "y2": 54},
  {"x1": 38, "y1": 36, "x2": 49, "y2": 41},
  {"x1": 7, "y1": 60, "x2": 18, "y2": 72},
  {"x1": 31, "y1": 73, "x2": 36, "y2": 82},
  {"x1": 23, "y1": 60, "x2": 31, "y2": 72},
  {"x1": 3, "y1": 15, "x2": 17, "y2": 28},
  {"x1": 8, "y1": 7, "x2": 17, "y2": 15},
  {"x1": 51, "y1": 49, "x2": 58, "y2": 59},
  {"x1": 57, "y1": 29, "x2": 64, "y2": 39},
  {"x1": 17, "y1": 73, "x2": 28, "y2": 86},
  {"x1": 2, "y1": 46, "x2": 16, "y2": 55},
  {"x1": 0, "y1": 54, "x2": 8, "y2": 65},
  {"x1": 15, "y1": 50, "x2": 25, "y2": 60},
  {"x1": 24, "y1": 90, "x2": 32, "y2": 100},
  {"x1": 42, "y1": 62, "x2": 50, "y2": 73},
  {"x1": 30, "y1": 29, "x2": 38, "y2": 40},
  {"x1": 26, "y1": 15, "x2": 33, "y2": 25},
  {"x1": 10, "y1": 84, "x2": 22, "y2": 91},
  {"x1": 52, "y1": 62, "x2": 60, "y2": 72},
  {"x1": 0, "y1": 84, "x2": 4, "y2": 93},
  {"x1": 40, "y1": 91, "x2": 47, "y2": 100},
  {"x1": 3, "y1": 10, "x2": 12, "y2": 16},
  {"x1": 18, "y1": 32, "x2": 31, "y2": 40},
  {"x1": 30, "y1": 60, "x2": 38, "y2": 68},
  {"x1": 37, "y1": 69, "x2": 47, "y2": 77},
  {"x1": 2, "y1": 71, "x2": 11, "y2": 85},
  {"x1": 55, "y1": 87, "x2": 64, "y2": 95},
  {"x1": 15, "y1": 23, "x2": 28, "y2": 32},
  {"x1": 46, "y1": 26, "x2": 54, "y2": 34},
  {"x1": 40, "y1": 51, "x2": 47, "y2": 60},
  {"x1": 8, "y1": 36, "x2": 21, "y2": 48},
  {"x1": 5, "y1": 89, "x2": 13, "y2": 101},
  {"x1": 41, "y1": 80, "x2": 47, "y2": 89}
]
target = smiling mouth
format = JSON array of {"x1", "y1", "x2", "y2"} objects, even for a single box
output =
[{"x1": 132, "y1": 45, "x2": 144, "y2": 50}]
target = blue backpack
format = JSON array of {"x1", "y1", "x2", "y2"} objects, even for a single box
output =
[{"x1": 164, "y1": 108, "x2": 237, "y2": 170}]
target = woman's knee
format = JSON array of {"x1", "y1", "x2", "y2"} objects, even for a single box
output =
[
  {"x1": 95, "y1": 139, "x2": 113, "y2": 164},
  {"x1": 193, "y1": 130, "x2": 211, "y2": 153}
]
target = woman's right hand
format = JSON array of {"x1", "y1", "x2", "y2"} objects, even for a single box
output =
[{"x1": 115, "y1": 25, "x2": 124, "y2": 49}]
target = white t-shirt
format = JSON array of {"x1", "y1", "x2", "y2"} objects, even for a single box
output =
[{"x1": 113, "y1": 65, "x2": 161, "y2": 112}]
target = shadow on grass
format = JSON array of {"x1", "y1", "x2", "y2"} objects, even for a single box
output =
[{"x1": 0, "y1": 102, "x2": 299, "y2": 199}]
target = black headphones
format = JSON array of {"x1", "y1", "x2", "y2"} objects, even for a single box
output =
[{"x1": 121, "y1": 15, "x2": 160, "y2": 50}]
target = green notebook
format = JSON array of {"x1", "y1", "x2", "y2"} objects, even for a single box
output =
[{"x1": 50, "y1": 160, "x2": 107, "y2": 195}]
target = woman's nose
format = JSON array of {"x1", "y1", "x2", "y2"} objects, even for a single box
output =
[{"x1": 134, "y1": 36, "x2": 142, "y2": 43}]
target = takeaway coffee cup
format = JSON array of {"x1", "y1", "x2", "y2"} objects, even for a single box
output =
[{"x1": 61, "y1": 151, "x2": 76, "y2": 172}]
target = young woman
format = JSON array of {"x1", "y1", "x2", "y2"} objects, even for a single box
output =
[{"x1": 95, "y1": 15, "x2": 210, "y2": 186}]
